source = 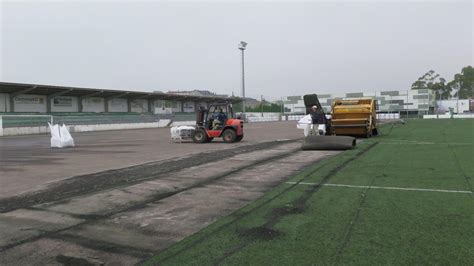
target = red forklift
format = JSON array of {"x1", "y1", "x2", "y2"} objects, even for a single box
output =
[{"x1": 192, "y1": 102, "x2": 244, "y2": 143}]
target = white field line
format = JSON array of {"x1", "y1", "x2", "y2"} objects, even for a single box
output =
[
  {"x1": 379, "y1": 139, "x2": 472, "y2": 145},
  {"x1": 381, "y1": 139, "x2": 434, "y2": 144},
  {"x1": 379, "y1": 142, "x2": 472, "y2": 145},
  {"x1": 285, "y1": 182, "x2": 472, "y2": 194}
]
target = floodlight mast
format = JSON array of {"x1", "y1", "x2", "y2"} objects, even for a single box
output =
[{"x1": 238, "y1": 41, "x2": 247, "y2": 119}]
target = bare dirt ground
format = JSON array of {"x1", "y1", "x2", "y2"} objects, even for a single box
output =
[
  {"x1": 0, "y1": 121, "x2": 342, "y2": 265},
  {"x1": 0, "y1": 121, "x2": 301, "y2": 199}
]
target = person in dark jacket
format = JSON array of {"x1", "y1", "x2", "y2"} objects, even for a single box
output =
[
  {"x1": 212, "y1": 108, "x2": 227, "y2": 129},
  {"x1": 310, "y1": 105, "x2": 325, "y2": 124},
  {"x1": 309, "y1": 105, "x2": 326, "y2": 135}
]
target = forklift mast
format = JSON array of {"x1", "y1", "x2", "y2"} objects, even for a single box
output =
[
  {"x1": 303, "y1": 94, "x2": 331, "y2": 132},
  {"x1": 303, "y1": 94, "x2": 325, "y2": 115},
  {"x1": 196, "y1": 107, "x2": 207, "y2": 126}
]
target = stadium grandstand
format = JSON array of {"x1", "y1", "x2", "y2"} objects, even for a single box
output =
[{"x1": 0, "y1": 82, "x2": 240, "y2": 136}]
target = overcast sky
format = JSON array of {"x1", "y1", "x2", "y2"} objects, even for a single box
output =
[{"x1": 1, "y1": 1, "x2": 472, "y2": 100}]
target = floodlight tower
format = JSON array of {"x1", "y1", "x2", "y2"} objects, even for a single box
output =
[{"x1": 238, "y1": 41, "x2": 247, "y2": 119}]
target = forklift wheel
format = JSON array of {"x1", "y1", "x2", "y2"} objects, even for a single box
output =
[
  {"x1": 222, "y1": 129, "x2": 237, "y2": 143},
  {"x1": 192, "y1": 129, "x2": 208, "y2": 143},
  {"x1": 235, "y1": 134, "x2": 244, "y2": 142}
]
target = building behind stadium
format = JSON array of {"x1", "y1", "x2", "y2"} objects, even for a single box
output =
[{"x1": 283, "y1": 89, "x2": 472, "y2": 115}]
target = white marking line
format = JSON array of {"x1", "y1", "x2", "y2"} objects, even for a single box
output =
[
  {"x1": 380, "y1": 142, "x2": 472, "y2": 146},
  {"x1": 379, "y1": 140, "x2": 472, "y2": 145},
  {"x1": 285, "y1": 182, "x2": 473, "y2": 194}
]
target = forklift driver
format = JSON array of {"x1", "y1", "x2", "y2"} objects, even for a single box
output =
[{"x1": 212, "y1": 108, "x2": 227, "y2": 129}]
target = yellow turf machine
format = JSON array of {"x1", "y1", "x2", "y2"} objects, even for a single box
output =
[
  {"x1": 330, "y1": 99, "x2": 378, "y2": 138},
  {"x1": 301, "y1": 94, "x2": 355, "y2": 150},
  {"x1": 300, "y1": 95, "x2": 378, "y2": 150}
]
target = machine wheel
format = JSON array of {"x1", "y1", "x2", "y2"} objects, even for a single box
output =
[
  {"x1": 192, "y1": 129, "x2": 208, "y2": 143},
  {"x1": 235, "y1": 134, "x2": 244, "y2": 142},
  {"x1": 222, "y1": 129, "x2": 237, "y2": 143},
  {"x1": 372, "y1": 128, "x2": 378, "y2": 136},
  {"x1": 365, "y1": 128, "x2": 372, "y2": 138}
]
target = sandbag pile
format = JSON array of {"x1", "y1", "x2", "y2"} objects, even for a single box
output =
[{"x1": 48, "y1": 123, "x2": 75, "y2": 148}]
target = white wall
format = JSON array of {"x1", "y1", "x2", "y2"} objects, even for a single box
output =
[
  {"x1": 0, "y1": 93, "x2": 9, "y2": 112},
  {"x1": 376, "y1": 113, "x2": 400, "y2": 120},
  {"x1": 171, "y1": 121, "x2": 195, "y2": 126},
  {"x1": 172, "y1": 101, "x2": 182, "y2": 113},
  {"x1": 154, "y1": 99, "x2": 172, "y2": 114},
  {"x1": 13, "y1": 94, "x2": 47, "y2": 112},
  {"x1": 182, "y1": 101, "x2": 195, "y2": 113},
  {"x1": 82, "y1": 97, "x2": 105, "y2": 113},
  {"x1": 1, "y1": 122, "x2": 165, "y2": 136},
  {"x1": 108, "y1": 98, "x2": 128, "y2": 112},
  {"x1": 436, "y1": 100, "x2": 470, "y2": 113},
  {"x1": 51, "y1": 96, "x2": 79, "y2": 112},
  {"x1": 131, "y1": 99, "x2": 148, "y2": 113},
  {"x1": 246, "y1": 112, "x2": 281, "y2": 117},
  {"x1": 424, "y1": 113, "x2": 474, "y2": 119},
  {"x1": 197, "y1": 102, "x2": 208, "y2": 109},
  {"x1": 247, "y1": 116, "x2": 280, "y2": 122}
]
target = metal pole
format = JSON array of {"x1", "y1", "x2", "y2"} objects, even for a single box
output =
[
  {"x1": 457, "y1": 97, "x2": 459, "y2": 114},
  {"x1": 241, "y1": 49, "x2": 246, "y2": 118},
  {"x1": 280, "y1": 96, "x2": 284, "y2": 121},
  {"x1": 261, "y1": 95, "x2": 263, "y2": 117},
  {"x1": 389, "y1": 95, "x2": 391, "y2": 119},
  {"x1": 0, "y1": 116, "x2": 3, "y2": 137},
  {"x1": 281, "y1": 96, "x2": 283, "y2": 114},
  {"x1": 436, "y1": 91, "x2": 439, "y2": 119},
  {"x1": 428, "y1": 90, "x2": 430, "y2": 115}
]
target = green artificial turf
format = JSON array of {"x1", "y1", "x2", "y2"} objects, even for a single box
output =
[{"x1": 144, "y1": 119, "x2": 474, "y2": 265}]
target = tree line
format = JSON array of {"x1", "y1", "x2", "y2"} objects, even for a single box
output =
[
  {"x1": 411, "y1": 65, "x2": 473, "y2": 99},
  {"x1": 234, "y1": 65, "x2": 472, "y2": 113},
  {"x1": 233, "y1": 102, "x2": 284, "y2": 113}
]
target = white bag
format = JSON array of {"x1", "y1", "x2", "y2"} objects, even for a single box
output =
[
  {"x1": 296, "y1": 114, "x2": 312, "y2": 129},
  {"x1": 170, "y1": 126, "x2": 195, "y2": 142},
  {"x1": 60, "y1": 124, "x2": 75, "y2": 147},
  {"x1": 296, "y1": 115, "x2": 326, "y2": 137},
  {"x1": 48, "y1": 123, "x2": 75, "y2": 148}
]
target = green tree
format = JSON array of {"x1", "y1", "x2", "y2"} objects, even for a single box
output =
[
  {"x1": 246, "y1": 102, "x2": 282, "y2": 112},
  {"x1": 447, "y1": 66, "x2": 473, "y2": 99},
  {"x1": 233, "y1": 101, "x2": 243, "y2": 112},
  {"x1": 411, "y1": 70, "x2": 450, "y2": 99}
]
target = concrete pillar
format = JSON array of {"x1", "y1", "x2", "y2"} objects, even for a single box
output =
[
  {"x1": 78, "y1": 98, "x2": 84, "y2": 112},
  {"x1": 148, "y1": 99, "x2": 154, "y2": 114},
  {"x1": 104, "y1": 99, "x2": 109, "y2": 113},
  {"x1": 127, "y1": 99, "x2": 132, "y2": 112},
  {"x1": 9, "y1": 95, "x2": 14, "y2": 112},
  {"x1": 46, "y1": 97, "x2": 52, "y2": 113}
]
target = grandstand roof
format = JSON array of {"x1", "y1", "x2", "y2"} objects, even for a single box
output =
[{"x1": 0, "y1": 82, "x2": 241, "y2": 103}]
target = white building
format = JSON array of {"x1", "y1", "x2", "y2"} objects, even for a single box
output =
[{"x1": 284, "y1": 89, "x2": 437, "y2": 114}]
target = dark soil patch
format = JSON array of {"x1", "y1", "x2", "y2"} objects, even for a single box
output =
[
  {"x1": 271, "y1": 204, "x2": 306, "y2": 217},
  {"x1": 55, "y1": 255, "x2": 96, "y2": 266},
  {"x1": 238, "y1": 226, "x2": 283, "y2": 241},
  {"x1": 0, "y1": 140, "x2": 296, "y2": 213}
]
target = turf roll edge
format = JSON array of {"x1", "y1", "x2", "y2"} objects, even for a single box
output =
[{"x1": 301, "y1": 135, "x2": 356, "y2": 150}]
